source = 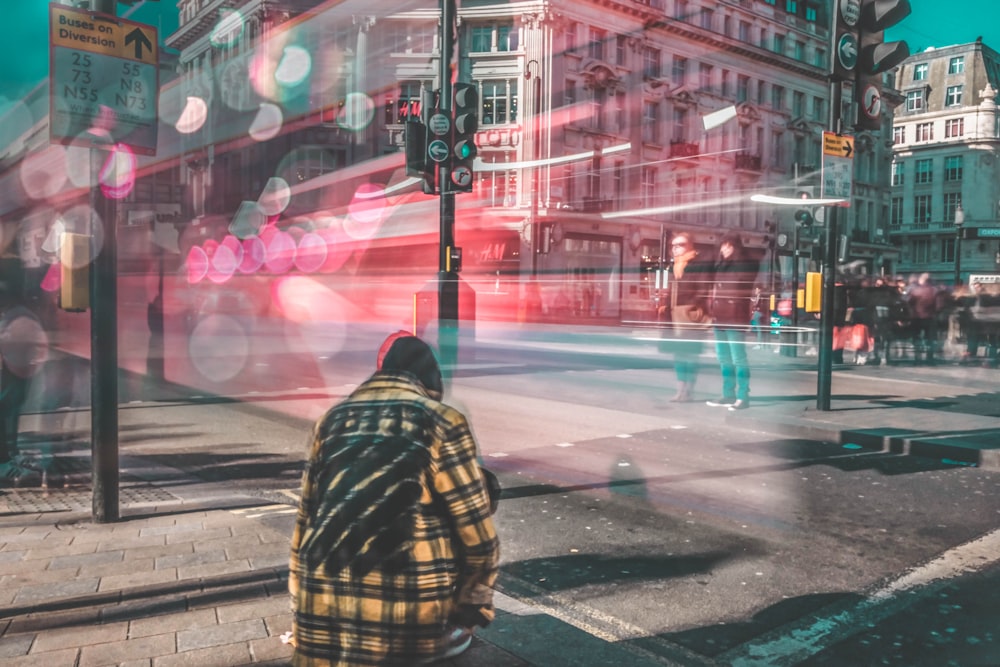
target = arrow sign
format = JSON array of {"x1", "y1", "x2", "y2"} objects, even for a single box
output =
[
  {"x1": 125, "y1": 27, "x2": 153, "y2": 60},
  {"x1": 428, "y1": 139, "x2": 450, "y2": 163}
]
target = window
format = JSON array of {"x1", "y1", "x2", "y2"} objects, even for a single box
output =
[
  {"x1": 737, "y1": 75, "x2": 750, "y2": 103},
  {"x1": 793, "y1": 91, "x2": 804, "y2": 117},
  {"x1": 941, "y1": 238, "x2": 956, "y2": 264},
  {"x1": 720, "y1": 69, "x2": 730, "y2": 98},
  {"x1": 948, "y1": 56, "x2": 965, "y2": 74},
  {"x1": 891, "y1": 161, "x2": 904, "y2": 186},
  {"x1": 563, "y1": 79, "x2": 577, "y2": 122},
  {"x1": 890, "y1": 197, "x2": 903, "y2": 227},
  {"x1": 588, "y1": 87, "x2": 605, "y2": 130},
  {"x1": 643, "y1": 101, "x2": 659, "y2": 143},
  {"x1": 588, "y1": 27, "x2": 606, "y2": 60},
  {"x1": 470, "y1": 26, "x2": 492, "y2": 52},
  {"x1": 906, "y1": 90, "x2": 924, "y2": 111},
  {"x1": 915, "y1": 159, "x2": 933, "y2": 184},
  {"x1": 672, "y1": 107, "x2": 688, "y2": 141},
  {"x1": 774, "y1": 34, "x2": 785, "y2": 54},
  {"x1": 497, "y1": 23, "x2": 518, "y2": 51},
  {"x1": 893, "y1": 126, "x2": 905, "y2": 144},
  {"x1": 913, "y1": 238, "x2": 930, "y2": 263},
  {"x1": 675, "y1": 0, "x2": 688, "y2": 20},
  {"x1": 388, "y1": 81, "x2": 423, "y2": 124},
  {"x1": 673, "y1": 56, "x2": 688, "y2": 84},
  {"x1": 613, "y1": 162, "x2": 624, "y2": 209},
  {"x1": 946, "y1": 118, "x2": 964, "y2": 137},
  {"x1": 913, "y1": 63, "x2": 928, "y2": 80},
  {"x1": 699, "y1": 63, "x2": 713, "y2": 90},
  {"x1": 914, "y1": 195, "x2": 932, "y2": 223},
  {"x1": 814, "y1": 47, "x2": 826, "y2": 68},
  {"x1": 945, "y1": 156, "x2": 964, "y2": 181},
  {"x1": 786, "y1": 0, "x2": 798, "y2": 12},
  {"x1": 641, "y1": 167, "x2": 656, "y2": 207},
  {"x1": 771, "y1": 130, "x2": 784, "y2": 167},
  {"x1": 946, "y1": 85, "x2": 963, "y2": 106},
  {"x1": 481, "y1": 80, "x2": 515, "y2": 125},
  {"x1": 805, "y1": 5, "x2": 817, "y2": 21},
  {"x1": 915, "y1": 122, "x2": 933, "y2": 141},
  {"x1": 763, "y1": 0, "x2": 776, "y2": 4},
  {"x1": 771, "y1": 84, "x2": 784, "y2": 110},
  {"x1": 643, "y1": 47, "x2": 661, "y2": 79},
  {"x1": 700, "y1": 7, "x2": 713, "y2": 30},
  {"x1": 944, "y1": 192, "x2": 962, "y2": 222},
  {"x1": 739, "y1": 21, "x2": 750, "y2": 42},
  {"x1": 813, "y1": 96, "x2": 825, "y2": 121},
  {"x1": 612, "y1": 91, "x2": 626, "y2": 133},
  {"x1": 616, "y1": 35, "x2": 628, "y2": 66},
  {"x1": 563, "y1": 22, "x2": 577, "y2": 53},
  {"x1": 793, "y1": 40, "x2": 804, "y2": 61}
]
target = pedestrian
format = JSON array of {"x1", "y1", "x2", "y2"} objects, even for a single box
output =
[
  {"x1": 288, "y1": 334, "x2": 500, "y2": 666},
  {"x1": 660, "y1": 232, "x2": 714, "y2": 402},
  {"x1": 907, "y1": 272, "x2": 940, "y2": 364},
  {"x1": 706, "y1": 231, "x2": 757, "y2": 410}
]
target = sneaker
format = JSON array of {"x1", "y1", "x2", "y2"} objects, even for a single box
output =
[
  {"x1": 706, "y1": 397, "x2": 736, "y2": 407},
  {"x1": 728, "y1": 399, "x2": 750, "y2": 411},
  {"x1": 418, "y1": 627, "x2": 473, "y2": 665}
]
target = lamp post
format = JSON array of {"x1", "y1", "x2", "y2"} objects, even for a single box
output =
[
  {"x1": 953, "y1": 203, "x2": 965, "y2": 287},
  {"x1": 525, "y1": 59, "x2": 542, "y2": 277}
]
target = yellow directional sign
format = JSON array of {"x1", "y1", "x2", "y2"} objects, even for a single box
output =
[
  {"x1": 822, "y1": 132, "x2": 855, "y2": 159},
  {"x1": 51, "y1": 5, "x2": 158, "y2": 64}
]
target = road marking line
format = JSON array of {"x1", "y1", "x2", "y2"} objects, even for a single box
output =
[{"x1": 722, "y1": 527, "x2": 1000, "y2": 666}]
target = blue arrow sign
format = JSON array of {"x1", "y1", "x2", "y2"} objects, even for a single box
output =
[{"x1": 838, "y1": 33, "x2": 858, "y2": 71}]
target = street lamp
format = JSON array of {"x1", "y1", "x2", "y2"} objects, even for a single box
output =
[{"x1": 954, "y1": 203, "x2": 965, "y2": 287}]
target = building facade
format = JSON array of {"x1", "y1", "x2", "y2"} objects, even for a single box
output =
[{"x1": 891, "y1": 40, "x2": 1000, "y2": 285}]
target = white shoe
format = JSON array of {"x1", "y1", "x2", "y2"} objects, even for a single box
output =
[{"x1": 417, "y1": 627, "x2": 472, "y2": 665}]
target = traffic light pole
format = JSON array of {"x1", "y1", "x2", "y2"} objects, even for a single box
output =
[
  {"x1": 816, "y1": 81, "x2": 843, "y2": 412},
  {"x1": 437, "y1": 0, "x2": 459, "y2": 370},
  {"x1": 90, "y1": 0, "x2": 120, "y2": 522}
]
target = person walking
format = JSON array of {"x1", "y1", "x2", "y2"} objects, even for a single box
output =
[
  {"x1": 660, "y1": 232, "x2": 714, "y2": 402},
  {"x1": 907, "y1": 272, "x2": 940, "y2": 364},
  {"x1": 288, "y1": 335, "x2": 500, "y2": 666},
  {"x1": 706, "y1": 231, "x2": 757, "y2": 410}
]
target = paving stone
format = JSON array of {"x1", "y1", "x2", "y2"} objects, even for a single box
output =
[
  {"x1": 67, "y1": 526, "x2": 133, "y2": 544},
  {"x1": 151, "y1": 641, "x2": 252, "y2": 667},
  {"x1": 98, "y1": 566, "x2": 178, "y2": 592},
  {"x1": 122, "y1": 541, "x2": 192, "y2": 562},
  {"x1": 164, "y1": 526, "x2": 233, "y2": 545},
  {"x1": 249, "y1": 634, "x2": 294, "y2": 663},
  {"x1": 138, "y1": 521, "x2": 207, "y2": 538},
  {"x1": 192, "y1": 533, "x2": 263, "y2": 554},
  {"x1": 176, "y1": 618, "x2": 267, "y2": 653},
  {"x1": 49, "y1": 549, "x2": 124, "y2": 571},
  {"x1": 216, "y1": 597, "x2": 290, "y2": 624},
  {"x1": 130, "y1": 607, "x2": 218, "y2": 638},
  {"x1": 249, "y1": 550, "x2": 290, "y2": 570},
  {"x1": 120, "y1": 659, "x2": 153, "y2": 667},
  {"x1": 0, "y1": 550, "x2": 26, "y2": 564},
  {"x1": 5, "y1": 646, "x2": 79, "y2": 666},
  {"x1": 78, "y1": 633, "x2": 176, "y2": 667},
  {"x1": 13, "y1": 577, "x2": 100, "y2": 604},
  {"x1": 177, "y1": 558, "x2": 251, "y2": 580},
  {"x1": 86, "y1": 557, "x2": 156, "y2": 578},
  {"x1": 22, "y1": 540, "x2": 98, "y2": 561},
  {"x1": 155, "y1": 549, "x2": 228, "y2": 571},
  {"x1": 262, "y1": 613, "x2": 293, "y2": 638},
  {"x1": 31, "y1": 620, "x2": 129, "y2": 653},
  {"x1": 96, "y1": 534, "x2": 167, "y2": 552},
  {"x1": 0, "y1": 633, "x2": 34, "y2": 659}
]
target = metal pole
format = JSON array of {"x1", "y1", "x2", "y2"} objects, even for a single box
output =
[
  {"x1": 90, "y1": 0, "x2": 119, "y2": 522},
  {"x1": 954, "y1": 228, "x2": 962, "y2": 286},
  {"x1": 816, "y1": 81, "x2": 843, "y2": 412},
  {"x1": 437, "y1": 0, "x2": 458, "y2": 369}
]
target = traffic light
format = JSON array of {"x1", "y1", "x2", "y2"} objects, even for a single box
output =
[
  {"x1": 830, "y1": 0, "x2": 862, "y2": 83},
  {"x1": 854, "y1": 0, "x2": 912, "y2": 132},
  {"x1": 795, "y1": 208, "x2": 814, "y2": 227},
  {"x1": 448, "y1": 82, "x2": 478, "y2": 193},
  {"x1": 405, "y1": 120, "x2": 434, "y2": 193}
]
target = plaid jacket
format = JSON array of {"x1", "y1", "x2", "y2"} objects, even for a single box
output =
[{"x1": 289, "y1": 372, "x2": 500, "y2": 666}]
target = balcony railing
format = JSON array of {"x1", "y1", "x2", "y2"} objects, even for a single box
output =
[
  {"x1": 669, "y1": 140, "x2": 700, "y2": 159},
  {"x1": 734, "y1": 152, "x2": 762, "y2": 171}
]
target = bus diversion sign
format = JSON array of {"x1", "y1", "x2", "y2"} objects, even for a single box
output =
[{"x1": 49, "y1": 3, "x2": 159, "y2": 155}]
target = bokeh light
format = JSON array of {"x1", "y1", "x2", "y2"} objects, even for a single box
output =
[
  {"x1": 257, "y1": 177, "x2": 291, "y2": 216},
  {"x1": 263, "y1": 228, "x2": 296, "y2": 274},
  {"x1": 0, "y1": 310, "x2": 49, "y2": 379},
  {"x1": 338, "y1": 92, "x2": 376, "y2": 131},
  {"x1": 239, "y1": 236, "x2": 266, "y2": 274},
  {"x1": 20, "y1": 145, "x2": 68, "y2": 200},
  {"x1": 249, "y1": 103, "x2": 283, "y2": 141},
  {"x1": 229, "y1": 200, "x2": 267, "y2": 239},
  {"x1": 344, "y1": 183, "x2": 387, "y2": 239},
  {"x1": 208, "y1": 241, "x2": 238, "y2": 284},
  {"x1": 293, "y1": 231, "x2": 326, "y2": 273},
  {"x1": 186, "y1": 245, "x2": 209, "y2": 284},
  {"x1": 58, "y1": 204, "x2": 104, "y2": 267},
  {"x1": 188, "y1": 314, "x2": 250, "y2": 383},
  {"x1": 210, "y1": 9, "x2": 244, "y2": 48},
  {"x1": 99, "y1": 144, "x2": 137, "y2": 200},
  {"x1": 176, "y1": 96, "x2": 209, "y2": 134},
  {"x1": 274, "y1": 46, "x2": 311, "y2": 87}
]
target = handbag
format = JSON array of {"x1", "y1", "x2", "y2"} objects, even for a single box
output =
[{"x1": 671, "y1": 286, "x2": 712, "y2": 331}]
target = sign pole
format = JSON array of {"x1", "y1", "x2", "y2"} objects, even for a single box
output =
[
  {"x1": 816, "y1": 82, "x2": 844, "y2": 412},
  {"x1": 91, "y1": 0, "x2": 119, "y2": 522},
  {"x1": 437, "y1": 0, "x2": 459, "y2": 372}
]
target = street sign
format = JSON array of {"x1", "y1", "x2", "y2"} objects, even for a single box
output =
[
  {"x1": 49, "y1": 4, "x2": 159, "y2": 155},
  {"x1": 428, "y1": 139, "x2": 449, "y2": 163},
  {"x1": 821, "y1": 131, "x2": 853, "y2": 205},
  {"x1": 859, "y1": 83, "x2": 882, "y2": 123},
  {"x1": 451, "y1": 165, "x2": 472, "y2": 188},
  {"x1": 428, "y1": 113, "x2": 450, "y2": 136}
]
